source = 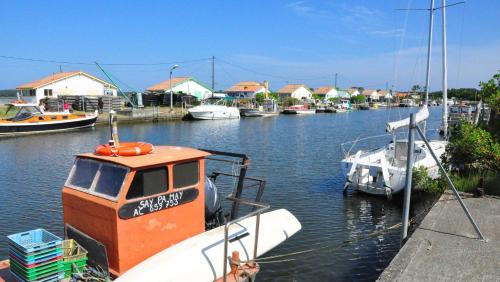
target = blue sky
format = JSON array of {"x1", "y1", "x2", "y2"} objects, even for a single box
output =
[{"x1": 0, "y1": 0, "x2": 499, "y2": 92}]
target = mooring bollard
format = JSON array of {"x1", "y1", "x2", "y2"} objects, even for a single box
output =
[{"x1": 401, "y1": 113, "x2": 416, "y2": 244}]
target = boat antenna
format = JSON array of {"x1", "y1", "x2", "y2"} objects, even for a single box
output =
[
  {"x1": 211, "y1": 56, "x2": 215, "y2": 98},
  {"x1": 95, "y1": 62, "x2": 135, "y2": 107},
  {"x1": 441, "y1": 0, "x2": 448, "y2": 137},
  {"x1": 422, "y1": 0, "x2": 435, "y2": 136}
]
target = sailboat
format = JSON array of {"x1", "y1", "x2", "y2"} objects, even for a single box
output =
[{"x1": 341, "y1": 0, "x2": 449, "y2": 199}]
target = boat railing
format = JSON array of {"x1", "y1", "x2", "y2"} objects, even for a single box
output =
[
  {"x1": 222, "y1": 196, "x2": 270, "y2": 282},
  {"x1": 341, "y1": 129, "x2": 440, "y2": 159}
]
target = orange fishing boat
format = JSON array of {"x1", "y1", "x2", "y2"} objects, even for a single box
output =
[{"x1": 0, "y1": 103, "x2": 97, "y2": 135}]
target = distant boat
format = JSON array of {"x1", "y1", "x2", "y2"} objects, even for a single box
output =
[
  {"x1": 282, "y1": 105, "x2": 315, "y2": 115},
  {"x1": 239, "y1": 108, "x2": 263, "y2": 117},
  {"x1": 188, "y1": 98, "x2": 240, "y2": 120},
  {"x1": 0, "y1": 103, "x2": 97, "y2": 135},
  {"x1": 399, "y1": 99, "x2": 417, "y2": 107}
]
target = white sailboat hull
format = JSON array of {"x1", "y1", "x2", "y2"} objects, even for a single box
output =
[
  {"x1": 188, "y1": 105, "x2": 240, "y2": 120},
  {"x1": 116, "y1": 209, "x2": 301, "y2": 282},
  {"x1": 342, "y1": 140, "x2": 447, "y2": 197}
]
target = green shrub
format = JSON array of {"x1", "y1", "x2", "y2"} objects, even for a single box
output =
[{"x1": 412, "y1": 166, "x2": 444, "y2": 195}]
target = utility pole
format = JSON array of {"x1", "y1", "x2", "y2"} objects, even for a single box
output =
[
  {"x1": 335, "y1": 73, "x2": 338, "y2": 89},
  {"x1": 59, "y1": 65, "x2": 62, "y2": 73},
  {"x1": 211, "y1": 56, "x2": 215, "y2": 91}
]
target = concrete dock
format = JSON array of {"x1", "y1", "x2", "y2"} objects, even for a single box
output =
[{"x1": 378, "y1": 191, "x2": 500, "y2": 281}]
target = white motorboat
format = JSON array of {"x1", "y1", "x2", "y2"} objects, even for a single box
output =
[
  {"x1": 188, "y1": 98, "x2": 240, "y2": 120},
  {"x1": 341, "y1": 106, "x2": 447, "y2": 198}
]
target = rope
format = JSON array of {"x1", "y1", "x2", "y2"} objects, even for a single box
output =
[{"x1": 243, "y1": 206, "x2": 435, "y2": 265}]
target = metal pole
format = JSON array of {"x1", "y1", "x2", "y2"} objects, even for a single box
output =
[
  {"x1": 415, "y1": 126, "x2": 485, "y2": 240},
  {"x1": 169, "y1": 70, "x2": 173, "y2": 110},
  {"x1": 212, "y1": 56, "x2": 215, "y2": 91},
  {"x1": 423, "y1": 0, "x2": 435, "y2": 135},
  {"x1": 223, "y1": 225, "x2": 228, "y2": 282},
  {"x1": 401, "y1": 113, "x2": 416, "y2": 243},
  {"x1": 442, "y1": 0, "x2": 449, "y2": 137},
  {"x1": 253, "y1": 213, "x2": 260, "y2": 261},
  {"x1": 230, "y1": 157, "x2": 249, "y2": 220},
  {"x1": 335, "y1": 73, "x2": 338, "y2": 89}
]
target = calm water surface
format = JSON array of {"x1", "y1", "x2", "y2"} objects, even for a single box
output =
[{"x1": 0, "y1": 107, "x2": 443, "y2": 281}]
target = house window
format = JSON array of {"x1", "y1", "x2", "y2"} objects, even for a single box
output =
[
  {"x1": 126, "y1": 167, "x2": 168, "y2": 200},
  {"x1": 44, "y1": 89, "x2": 53, "y2": 97},
  {"x1": 29, "y1": 89, "x2": 36, "y2": 96},
  {"x1": 173, "y1": 161, "x2": 199, "y2": 189}
]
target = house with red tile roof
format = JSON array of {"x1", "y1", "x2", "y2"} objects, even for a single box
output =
[
  {"x1": 276, "y1": 84, "x2": 312, "y2": 100},
  {"x1": 314, "y1": 86, "x2": 338, "y2": 101},
  {"x1": 16, "y1": 71, "x2": 117, "y2": 104},
  {"x1": 225, "y1": 81, "x2": 265, "y2": 98},
  {"x1": 147, "y1": 76, "x2": 213, "y2": 100}
]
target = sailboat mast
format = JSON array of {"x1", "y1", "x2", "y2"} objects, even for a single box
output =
[
  {"x1": 423, "y1": 0, "x2": 435, "y2": 134},
  {"x1": 441, "y1": 0, "x2": 449, "y2": 136}
]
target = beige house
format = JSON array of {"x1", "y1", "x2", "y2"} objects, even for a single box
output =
[
  {"x1": 277, "y1": 84, "x2": 312, "y2": 100},
  {"x1": 362, "y1": 89, "x2": 380, "y2": 102}
]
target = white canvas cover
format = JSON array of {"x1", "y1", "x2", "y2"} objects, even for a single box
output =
[{"x1": 386, "y1": 106, "x2": 429, "y2": 132}]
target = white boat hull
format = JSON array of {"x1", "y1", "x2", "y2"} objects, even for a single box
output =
[
  {"x1": 342, "y1": 140, "x2": 447, "y2": 197},
  {"x1": 116, "y1": 209, "x2": 301, "y2": 282},
  {"x1": 188, "y1": 105, "x2": 240, "y2": 120},
  {"x1": 296, "y1": 110, "x2": 316, "y2": 115}
]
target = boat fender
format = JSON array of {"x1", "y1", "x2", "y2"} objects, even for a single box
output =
[
  {"x1": 204, "y1": 177, "x2": 221, "y2": 219},
  {"x1": 95, "y1": 142, "x2": 154, "y2": 157}
]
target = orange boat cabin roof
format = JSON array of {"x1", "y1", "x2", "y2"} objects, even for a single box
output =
[{"x1": 78, "y1": 145, "x2": 211, "y2": 168}]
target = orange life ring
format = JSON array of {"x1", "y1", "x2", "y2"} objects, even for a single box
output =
[{"x1": 95, "y1": 142, "x2": 154, "y2": 157}]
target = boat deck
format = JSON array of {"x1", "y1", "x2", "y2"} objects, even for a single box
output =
[
  {"x1": 0, "y1": 260, "x2": 13, "y2": 282},
  {"x1": 378, "y1": 192, "x2": 500, "y2": 281}
]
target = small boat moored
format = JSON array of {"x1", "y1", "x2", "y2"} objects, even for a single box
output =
[
  {"x1": 0, "y1": 103, "x2": 97, "y2": 135},
  {"x1": 282, "y1": 104, "x2": 316, "y2": 115}
]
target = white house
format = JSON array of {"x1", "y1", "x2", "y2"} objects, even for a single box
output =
[
  {"x1": 147, "y1": 76, "x2": 213, "y2": 100},
  {"x1": 347, "y1": 88, "x2": 360, "y2": 97},
  {"x1": 362, "y1": 89, "x2": 380, "y2": 102},
  {"x1": 16, "y1": 71, "x2": 117, "y2": 104},
  {"x1": 277, "y1": 84, "x2": 312, "y2": 100},
  {"x1": 314, "y1": 86, "x2": 338, "y2": 101},
  {"x1": 378, "y1": 90, "x2": 393, "y2": 100},
  {"x1": 225, "y1": 81, "x2": 266, "y2": 98}
]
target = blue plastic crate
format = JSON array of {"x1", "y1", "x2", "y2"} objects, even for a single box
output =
[
  {"x1": 9, "y1": 249, "x2": 62, "y2": 266},
  {"x1": 7, "y1": 229, "x2": 62, "y2": 254},
  {"x1": 10, "y1": 269, "x2": 64, "y2": 282}
]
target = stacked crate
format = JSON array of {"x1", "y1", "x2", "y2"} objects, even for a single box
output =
[
  {"x1": 7, "y1": 229, "x2": 64, "y2": 282},
  {"x1": 62, "y1": 239, "x2": 88, "y2": 278}
]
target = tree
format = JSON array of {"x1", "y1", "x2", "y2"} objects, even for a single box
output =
[
  {"x1": 282, "y1": 97, "x2": 299, "y2": 107},
  {"x1": 444, "y1": 121, "x2": 500, "y2": 177},
  {"x1": 350, "y1": 95, "x2": 365, "y2": 104},
  {"x1": 479, "y1": 71, "x2": 500, "y2": 139}
]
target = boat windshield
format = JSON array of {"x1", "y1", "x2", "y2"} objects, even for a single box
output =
[
  {"x1": 65, "y1": 158, "x2": 129, "y2": 201},
  {"x1": 203, "y1": 98, "x2": 225, "y2": 106},
  {"x1": 5, "y1": 106, "x2": 41, "y2": 121}
]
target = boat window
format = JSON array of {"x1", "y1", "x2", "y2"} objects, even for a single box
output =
[
  {"x1": 126, "y1": 167, "x2": 168, "y2": 200},
  {"x1": 65, "y1": 158, "x2": 129, "y2": 201},
  {"x1": 94, "y1": 164, "x2": 128, "y2": 198},
  {"x1": 67, "y1": 158, "x2": 100, "y2": 190},
  {"x1": 173, "y1": 161, "x2": 199, "y2": 189}
]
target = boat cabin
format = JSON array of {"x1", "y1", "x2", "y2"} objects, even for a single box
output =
[
  {"x1": 0, "y1": 103, "x2": 83, "y2": 123},
  {"x1": 62, "y1": 146, "x2": 210, "y2": 276}
]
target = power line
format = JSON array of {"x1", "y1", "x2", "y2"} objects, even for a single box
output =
[{"x1": 0, "y1": 55, "x2": 212, "y2": 66}]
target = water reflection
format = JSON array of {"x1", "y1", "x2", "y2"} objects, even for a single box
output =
[{"x1": 0, "y1": 107, "x2": 443, "y2": 281}]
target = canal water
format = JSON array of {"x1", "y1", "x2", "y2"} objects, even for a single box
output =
[{"x1": 0, "y1": 107, "x2": 443, "y2": 281}]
